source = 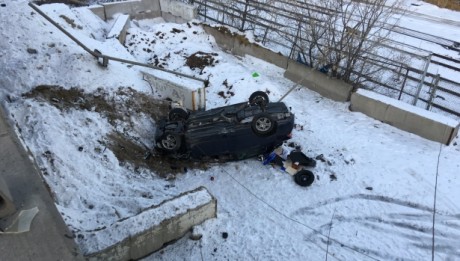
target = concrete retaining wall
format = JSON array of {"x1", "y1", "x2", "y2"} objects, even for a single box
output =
[
  {"x1": 160, "y1": 0, "x2": 197, "y2": 22},
  {"x1": 142, "y1": 71, "x2": 206, "y2": 111},
  {"x1": 284, "y1": 60, "x2": 353, "y2": 102},
  {"x1": 202, "y1": 25, "x2": 289, "y2": 69},
  {"x1": 89, "y1": 0, "x2": 195, "y2": 22},
  {"x1": 84, "y1": 187, "x2": 217, "y2": 260},
  {"x1": 350, "y1": 89, "x2": 459, "y2": 145},
  {"x1": 106, "y1": 14, "x2": 131, "y2": 43}
]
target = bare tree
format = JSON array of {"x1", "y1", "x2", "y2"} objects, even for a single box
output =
[{"x1": 293, "y1": 0, "x2": 406, "y2": 87}]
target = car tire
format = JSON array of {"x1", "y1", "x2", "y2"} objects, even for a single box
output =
[
  {"x1": 249, "y1": 91, "x2": 269, "y2": 107},
  {"x1": 159, "y1": 133, "x2": 182, "y2": 152},
  {"x1": 294, "y1": 170, "x2": 315, "y2": 187},
  {"x1": 169, "y1": 108, "x2": 189, "y2": 121},
  {"x1": 251, "y1": 113, "x2": 276, "y2": 136}
]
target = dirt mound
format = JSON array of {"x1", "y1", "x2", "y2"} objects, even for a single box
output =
[
  {"x1": 22, "y1": 85, "x2": 208, "y2": 176},
  {"x1": 186, "y1": 51, "x2": 219, "y2": 74}
]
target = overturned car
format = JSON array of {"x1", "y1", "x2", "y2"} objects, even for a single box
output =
[{"x1": 155, "y1": 91, "x2": 295, "y2": 160}]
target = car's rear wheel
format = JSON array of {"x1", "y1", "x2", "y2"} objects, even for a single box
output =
[
  {"x1": 294, "y1": 170, "x2": 315, "y2": 187},
  {"x1": 159, "y1": 133, "x2": 182, "y2": 152},
  {"x1": 249, "y1": 91, "x2": 269, "y2": 107},
  {"x1": 169, "y1": 108, "x2": 189, "y2": 121},
  {"x1": 252, "y1": 113, "x2": 276, "y2": 136}
]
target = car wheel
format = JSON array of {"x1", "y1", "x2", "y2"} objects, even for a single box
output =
[
  {"x1": 252, "y1": 113, "x2": 276, "y2": 136},
  {"x1": 169, "y1": 108, "x2": 189, "y2": 121},
  {"x1": 159, "y1": 133, "x2": 182, "y2": 152},
  {"x1": 249, "y1": 91, "x2": 269, "y2": 107},
  {"x1": 294, "y1": 170, "x2": 315, "y2": 187}
]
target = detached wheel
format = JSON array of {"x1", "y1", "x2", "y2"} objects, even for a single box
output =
[
  {"x1": 294, "y1": 170, "x2": 315, "y2": 187},
  {"x1": 251, "y1": 113, "x2": 276, "y2": 136},
  {"x1": 249, "y1": 91, "x2": 269, "y2": 107},
  {"x1": 169, "y1": 108, "x2": 189, "y2": 121},
  {"x1": 159, "y1": 133, "x2": 182, "y2": 152}
]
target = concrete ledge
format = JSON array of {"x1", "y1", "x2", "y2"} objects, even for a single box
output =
[
  {"x1": 0, "y1": 177, "x2": 16, "y2": 218},
  {"x1": 234, "y1": 41, "x2": 288, "y2": 69},
  {"x1": 89, "y1": 0, "x2": 194, "y2": 22},
  {"x1": 107, "y1": 14, "x2": 131, "y2": 44},
  {"x1": 202, "y1": 25, "x2": 237, "y2": 53},
  {"x1": 160, "y1": 0, "x2": 197, "y2": 21},
  {"x1": 83, "y1": 186, "x2": 216, "y2": 260},
  {"x1": 350, "y1": 89, "x2": 460, "y2": 145},
  {"x1": 142, "y1": 71, "x2": 206, "y2": 111},
  {"x1": 284, "y1": 60, "x2": 353, "y2": 102},
  {"x1": 103, "y1": 0, "x2": 152, "y2": 20},
  {"x1": 202, "y1": 25, "x2": 289, "y2": 69},
  {"x1": 88, "y1": 5, "x2": 105, "y2": 20}
]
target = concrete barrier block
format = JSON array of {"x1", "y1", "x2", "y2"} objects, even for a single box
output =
[
  {"x1": 0, "y1": 177, "x2": 16, "y2": 218},
  {"x1": 103, "y1": 1, "x2": 144, "y2": 19},
  {"x1": 142, "y1": 71, "x2": 206, "y2": 111},
  {"x1": 88, "y1": 5, "x2": 106, "y2": 21},
  {"x1": 350, "y1": 91, "x2": 389, "y2": 120},
  {"x1": 141, "y1": 0, "x2": 161, "y2": 12},
  {"x1": 107, "y1": 14, "x2": 131, "y2": 44},
  {"x1": 133, "y1": 0, "x2": 161, "y2": 19},
  {"x1": 161, "y1": 12, "x2": 188, "y2": 23},
  {"x1": 404, "y1": 111, "x2": 457, "y2": 144},
  {"x1": 160, "y1": 0, "x2": 196, "y2": 21},
  {"x1": 284, "y1": 60, "x2": 353, "y2": 102},
  {"x1": 134, "y1": 10, "x2": 162, "y2": 20},
  {"x1": 234, "y1": 41, "x2": 289, "y2": 69},
  {"x1": 84, "y1": 187, "x2": 216, "y2": 260},
  {"x1": 202, "y1": 25, "x2": 235, "y2": 52},
  {"x1": 94, "y1": 0, "x2": 192, "y2": 22},
  {"x1": 350, "y1": 89, "x2": 460, "y2": 145},
  {"x1": 384, "y1": 104, "x2": 408, "y2": 127},
  {"x1": 203, "y1": 24, "x2": 288, "y2": 69}
]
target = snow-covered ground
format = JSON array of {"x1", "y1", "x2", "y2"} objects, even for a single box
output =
[{"x1": 1, "y1": 0, "x2": 460, "y2": 260}]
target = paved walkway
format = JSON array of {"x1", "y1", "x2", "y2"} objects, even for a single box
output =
[{"x1": 0, "y1": 105, "x2": 83, "y2": 260}]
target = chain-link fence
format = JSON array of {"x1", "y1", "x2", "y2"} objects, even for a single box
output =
[{"x1": 181, "y1": 0, "x2": 460, "y2": 120}]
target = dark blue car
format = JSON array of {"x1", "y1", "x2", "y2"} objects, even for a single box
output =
[{"x1": 155, "y1": 91, "x2": 295, "y2": 160}]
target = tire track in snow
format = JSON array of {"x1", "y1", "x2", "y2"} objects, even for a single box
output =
[
  {"x1": 291, "y1": 196, "x2": 460, "y2": 259},
  {"x1": 292, "y1": 194, "x2": 438, "y2": 214}
]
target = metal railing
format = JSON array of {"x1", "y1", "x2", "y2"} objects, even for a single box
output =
[{"x1": 183, "y1": 0, "x2": 460, "y2": 119}]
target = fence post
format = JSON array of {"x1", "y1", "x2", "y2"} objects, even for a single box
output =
[
  {"x1": 262, "y1": 26, "x2": 269, "y2": 45},
  {"x1": 240, "y1": 0, "x2": 249, "y2": 31},
  {"x1": 396, "y1": 63, "x2": 403, "y2": 81},
  {"x1": 412, "y1": 53, "x2": 432, "y2": 106},
  {"x1": 398, "y1": 67, "x2": 409, "y2": 100},
  {"x1": 204, "y1": 0, "x2": 207, "y2": 22},
  {"x1": 289, "y1": 21, "x2": 302, "y2": 60},
  {"x1": 426, "y1": 74, "x2": 440, "y2": 110}
]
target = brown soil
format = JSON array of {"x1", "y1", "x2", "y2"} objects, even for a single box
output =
[
  {"x1": 22, "y1": 85, "x2": 209, "y2": 176},
  {"x1": 186, "y1": 51, "x2": 219, "y2": 73}
]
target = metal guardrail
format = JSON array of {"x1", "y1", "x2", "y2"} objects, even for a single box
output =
[{"x1": 28, "y1": 2, "x2": 209, "y2": 86}]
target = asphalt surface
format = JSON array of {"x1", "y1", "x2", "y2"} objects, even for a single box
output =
[{"x1": 0, "y1": 105, "x2": 83, "y2": 260}]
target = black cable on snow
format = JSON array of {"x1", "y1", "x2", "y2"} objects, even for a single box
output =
[{"x1": 432, "y1": 143, "x2": 443, "y2": 261}]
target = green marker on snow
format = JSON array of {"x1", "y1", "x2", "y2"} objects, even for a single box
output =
[{"x1": 252, "y1": 72, "x2": 260, "y2": 78}]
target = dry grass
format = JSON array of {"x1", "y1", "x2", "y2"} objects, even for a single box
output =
[{"x1": 424, "y1": 0, "x2": 460, "y2": 11}]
